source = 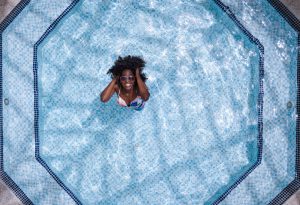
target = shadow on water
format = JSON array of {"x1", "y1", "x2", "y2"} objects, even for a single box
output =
[
  {"x1": 82, "y1": 96, "x2": 136, "y2": 146},
  {"x1": 80, "y1": 96, "x2": 137, "y2": 201}
]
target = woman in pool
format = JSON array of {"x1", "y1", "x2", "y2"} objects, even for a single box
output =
[{"x1": 100, "y1": 55, "x2": 150, "y2": 111}]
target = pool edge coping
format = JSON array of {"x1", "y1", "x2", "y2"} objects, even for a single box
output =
[{"x1": 33, "y1": 0, "x2": 82, "y2": 204}]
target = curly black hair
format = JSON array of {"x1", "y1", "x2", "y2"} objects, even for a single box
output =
[{"x1": 107, "y1": 55, "x2": 148, "y2": 82}]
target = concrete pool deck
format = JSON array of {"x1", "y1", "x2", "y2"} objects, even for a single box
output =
[
  {"x1": 0, "y1": 0, "x2": 20, "y2": 22},
  {"x1": 0, "y1": 0, "x2": 299, "y2": 204},
  {"x1": 281, "y1": 0, "x2": 300, "y2": 20}
]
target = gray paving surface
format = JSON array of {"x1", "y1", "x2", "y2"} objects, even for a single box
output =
[
  {"x1": 0, "y1": 0, "x2": 20, "y2": 22},
  {"x1": 284, "y1": 189, "x2": 300, "y2": 205},
  {"x1": 281, "y1": 0, "x2": 300, "y2": 20},
  {"x1": 0, "y1": 179, "x2": 22, "y2": 205},
  {"x1": 0, "y1": 0, "x2": 299, "y2": 205}
]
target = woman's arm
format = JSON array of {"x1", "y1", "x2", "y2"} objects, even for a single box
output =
[
  {"x1": 100, "y1": 77, "x2": 118, "y2": 102},
  {"x1": 135, "y1": 68, "x2": 150, "y2": 101}
]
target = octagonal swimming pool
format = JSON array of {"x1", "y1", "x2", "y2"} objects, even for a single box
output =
[{"x1": 0, "y1": 0, "x2": 299, "y2": 205}]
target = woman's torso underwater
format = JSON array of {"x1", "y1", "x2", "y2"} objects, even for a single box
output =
[{"x1": 115, "y1": 85, "x2": 145, "y2": 111}]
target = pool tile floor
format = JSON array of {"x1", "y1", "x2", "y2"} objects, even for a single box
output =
[{"x1": 0, "y1": 0, "x2": 299, "y2": 205}]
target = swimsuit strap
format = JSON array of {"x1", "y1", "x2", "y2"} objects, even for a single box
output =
[{"x1": 117, "y1": 87, "x2": 145, "y2": 111}]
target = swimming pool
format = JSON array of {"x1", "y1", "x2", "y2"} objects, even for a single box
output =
[{"x1": 0, "y1": 0, "x2": 299, "y2": 204}]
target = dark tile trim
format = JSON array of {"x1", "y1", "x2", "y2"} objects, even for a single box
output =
[
  {"x1": 0, "y1": 0, "x2": 29, "y2": 33},
  {"x1": 32, "y1": 1, "x2": 265, "y2": 204},
  {"x1": 268, "y1": 179, "x2": 300, "y2": 205},
  {"x1": 0, "y1": 1, "x2": 34, "y2": 204},
  {"x1": 266, "y1": 0, "x2": 300, "y2": 204},
  {"x1": 0, "y1": 172, "x2": 33, "y2": 205},
  {"x1": 214, "y1": 0, "x2": 300, "y2": 204},
  {"x1": 212, "y1": 1, "x2": 264, "y2": 204},
  {"x1": 0, "y1": 0, "x2": 82, "y2": 205},
  {"x1": 33, "y1": 1, "x2": 82, "y2": 204},
  {"x1": 213, "y1": 0, "x2": 300, "y2": 204},
  {"x1": 1, "y1": 0, "x2": 297, "y2": 205},
  {"x1": 268, "y1": 0, "x2": 300, "y2": 31}
]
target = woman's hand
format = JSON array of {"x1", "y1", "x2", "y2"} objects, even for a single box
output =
[
  {"x1": 135, "y1": 67, "x2": 150, "y2": 101},
  {"x1": 135, "y1": 68, "x2": 140, "y2": 78},
  {"x1": 113, "y1": 74, "x2": 119, "y2": 83}
]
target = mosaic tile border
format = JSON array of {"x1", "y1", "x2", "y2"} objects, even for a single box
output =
[
  {"x1": 33, "y1": 1, "x2": 264, "y2": 204},
  {"x1": 211, "y1": 1, "x2": 264, "y2": 204},
  {"x1": 33, "y1": 1, "x2": 82, "y2": 205},
  {"x1": 266, "y1": 0, "x2": 300, "y2": 204},
  {"x1": 1, "y1": 0, "x2": 297, "y2": 205},
  {"x1": 0, "y1": 1, "x2": 34, "y2": 204}
]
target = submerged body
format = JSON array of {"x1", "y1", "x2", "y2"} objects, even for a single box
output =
[{"x1": 117, "y1": 88, "x2": 145, "y2": 111}]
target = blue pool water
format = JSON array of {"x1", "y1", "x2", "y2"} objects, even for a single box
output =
[{"x1": 1, "y1": 0, "x2": 298, "y2": 204}]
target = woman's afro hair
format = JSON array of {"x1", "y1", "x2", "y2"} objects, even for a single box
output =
[{"x1": 107, "y1": 55, "x2": 147, "y2": 82}]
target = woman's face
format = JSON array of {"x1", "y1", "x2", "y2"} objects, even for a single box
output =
[{"x1": 120, "y1": 69, "x2": 135, "y2": 91}]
